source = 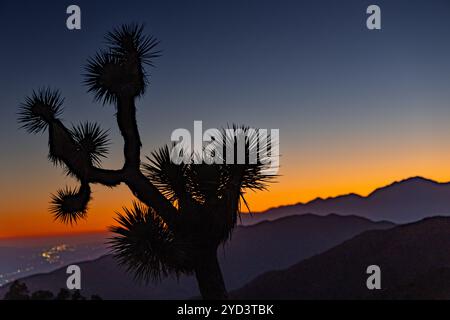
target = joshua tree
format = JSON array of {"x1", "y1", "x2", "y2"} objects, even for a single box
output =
[{"x1": 18, "y1": 24, "x2": 275, "y2": 299}]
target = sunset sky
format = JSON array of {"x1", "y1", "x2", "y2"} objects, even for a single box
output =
[{"x1": 1, "y1": 0, "x2": 450, "y2": 238}]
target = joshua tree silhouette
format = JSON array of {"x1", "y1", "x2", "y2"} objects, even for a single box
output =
[{"x1": 18, "y1": 24, "x2": 275, "y2": 300}]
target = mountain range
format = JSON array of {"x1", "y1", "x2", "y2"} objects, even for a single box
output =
[
  {"x1": 240, "y1": 177, "x2": 450, "y2": 225},
  {"x1": 3, "y1": 176, "x2": 450, "y2": 300},
  {"x1": 0, "y1": 214, "x2": 393, "y2": 299},
  {"x1": 233, "y1": 216, "x2": 450, "y2": 299}
]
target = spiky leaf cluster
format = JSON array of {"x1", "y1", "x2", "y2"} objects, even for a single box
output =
[
  {"x1": 84, "y1": 24, "x2": 160, "y2": 104},
  {"x1": 142, "y1": 126, "x2": 278, "y2": 241},
  {"x1": 71, "y1": 122, "x2": 109, "y2": 166},
  {"x1": 109, "y1": 202, "x2": 193, "y2": 283},
  {"x1": 18, "y1": 88, "x2": 63, "y2": 133},
  {"x1": 50, "y1": 184, "x2": 91, "y2": 225},
  {"x1": 144, "y1": 126, "x2": 276, "y2": 204},
  {"x1": 105, "y1": 24, "x2": 160, "y2": 66}
]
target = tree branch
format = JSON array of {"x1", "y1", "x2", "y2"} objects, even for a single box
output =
[
  {"x1": 117, "y1": 95, "x2": 142, "y2": 170},
  {"x1": 46, "y1": 101, "x2": 178, "y2": 226},
  {"x1": 115, "y1": 94, "x2": 179, "y2": 225},
  {"x1": 123, "y1": 171, "x2": 179, "y2": 227},
  {"x1": 87, "y1": 167, "x2": 124, "y2": 186}
]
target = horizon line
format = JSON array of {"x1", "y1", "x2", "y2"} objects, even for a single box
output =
[
  {"x1": 247, "y1": 175, "x2": 449, "y2": 214},
  {"x1": 0, "y1": 229, "x2": 110, "y2": 241},
  {"x1": 1, "y1": 175, "x2": 448, "y2": 239}
]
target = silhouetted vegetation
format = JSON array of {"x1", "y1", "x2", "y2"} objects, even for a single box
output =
[
  {"x1": 55, "y1": 288, "x2": 71, "y2": 300},
  {"x1": 3, "y1": 281, "x2": 29, "y2": 300},
  {"x1": 31, "y1": 290, "x2": 54, "y2": 300},
  {"x1": 18, "y1": 24, "x2": 275, "y2": 299},
  {"x1": 3, "y1": 281, "x2": 101, "y2": 300}
]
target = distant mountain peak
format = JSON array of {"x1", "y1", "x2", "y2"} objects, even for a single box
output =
[
  {"x1": 367, "y1": 176, "x2": 443, "y2": 197},
  {"x1": 240, "y1": 176, "x2": 450, "y2": 225},
  {"x1": 307, "y1": 193, "x2": 363, "y2": 204}
]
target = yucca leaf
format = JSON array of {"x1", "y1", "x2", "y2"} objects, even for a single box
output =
[
  {"x1": 109, "y1": 202, "x2": 193, "y2": 283},
  {"x1": 18, "y1": 88, "x2": 64, "y2": 134},
  {"x1": 106, "y1": 23, "x2": 161, "y2": 66},
  {"x1": 84, "y1": 50, "x2": 122, "y2": 105},
  {"x1": 143, "y1": 146, "x2": 193, "y2": 206},
  {"x1": 50, "y1": 184, "x2": 91, "y2": 225},
  {"x1": 71, "y1": 122, "x2": 109, "y2": 166},
  {"x1": 84, "y1": 24, "x2": 160, "y2": 104}
]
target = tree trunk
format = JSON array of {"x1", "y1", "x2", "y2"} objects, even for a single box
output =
[{"x1": 194, "y1": 248, "x2": 228, "y2": 300}]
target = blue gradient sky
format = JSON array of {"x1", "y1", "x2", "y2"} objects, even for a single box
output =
[{"x1": 1, "y1": 0, "x2": 450, "y2": 236}]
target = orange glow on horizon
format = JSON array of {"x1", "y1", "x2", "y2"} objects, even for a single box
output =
[
  {"x1": 2, "y1": 128, "x2": 450, "y2": 238},
  {"x1": 2, "y1": 159, "x2": 450, "y2": 238}
]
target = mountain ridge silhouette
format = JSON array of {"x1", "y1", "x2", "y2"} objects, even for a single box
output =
[
  {"x1": 240, "y1": 176, "x2": 450, "y2": 225},
  {"x1": 0, "y1": 214, "x2": 393, "y2": 299},
  {"x1": 232, "y1": 216, "x2": 450, "y2": 299}
]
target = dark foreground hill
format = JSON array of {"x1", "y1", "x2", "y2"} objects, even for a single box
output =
[
  {"x1": 240, "y1": 177, "x2": 450, "y2": 225},
  {"x1": 232, "y1": 216, "x2": 450, "y2": 299},
  {"x1": 0, "y1": 214, "x2": 393, "y2": 299}
]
